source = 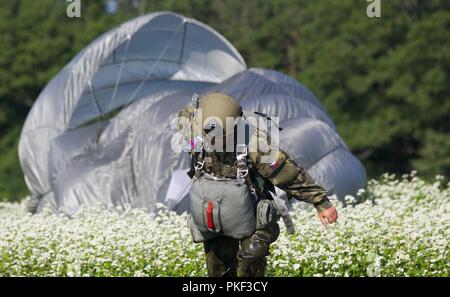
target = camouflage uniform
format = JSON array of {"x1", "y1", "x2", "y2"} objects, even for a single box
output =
[{"x1": 177, "y1": 107, "x2": 332, "y2": 277}]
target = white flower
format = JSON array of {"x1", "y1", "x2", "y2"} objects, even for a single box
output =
[{"x1": 0, "y1": 172, "x2": 448, "y2": 276}]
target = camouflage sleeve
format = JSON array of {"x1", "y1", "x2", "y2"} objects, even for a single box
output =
[{"x1": 249, "y1": 133, "x2": 332, "y2": 212}]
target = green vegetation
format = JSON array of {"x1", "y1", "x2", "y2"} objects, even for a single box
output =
[
  {"x1": 0, "y1": 174, "x2": 448, "y2": 276},
  {"x1": 1, "y1": 0, "x2": 449, "y2": 201}
]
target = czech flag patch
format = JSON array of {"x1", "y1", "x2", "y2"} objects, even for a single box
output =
[{"x1": 270, "y1": 160, "x2": 280, "y2": 169}]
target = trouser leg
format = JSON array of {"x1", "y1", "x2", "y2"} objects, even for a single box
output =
[
  {"x1": 237, "y1": 222, "x2": 280, "y2": 277},
  {"x1": 203, "y1": 236, "x2": 239, "y2": 277}
]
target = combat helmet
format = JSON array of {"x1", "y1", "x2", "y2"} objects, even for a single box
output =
[{"x1": 199, "y1": 93, "x2": 242, "y2": 137}]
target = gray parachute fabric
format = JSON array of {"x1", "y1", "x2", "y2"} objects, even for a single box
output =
[{"x1": 19, "y1": 12, "x2": 366, "y2": 216}]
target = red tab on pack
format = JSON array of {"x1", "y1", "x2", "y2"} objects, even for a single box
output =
[{"x1": 206, "y1": 201, "x2": 215, "y2": 229}]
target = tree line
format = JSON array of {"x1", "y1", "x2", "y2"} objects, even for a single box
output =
[{"x1": 0, "y1": 0, "x2": 448, "y2": 201}]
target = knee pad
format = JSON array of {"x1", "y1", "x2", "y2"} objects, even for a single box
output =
[{"x1": 239, "y1": 237, "x2": 270, "y2": 259}]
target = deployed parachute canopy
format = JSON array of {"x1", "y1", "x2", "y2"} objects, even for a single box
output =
[{"x1": 19, "y1": 12, "x2": 366, "y2": 216}]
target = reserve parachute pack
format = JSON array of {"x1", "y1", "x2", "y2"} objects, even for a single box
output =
[{"x1": 189, "y1": 173, "x2": 257, "y2": 242}]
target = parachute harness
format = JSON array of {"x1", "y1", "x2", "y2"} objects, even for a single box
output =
[
  {"x1": 190, "y1": 93, "x2": 251, "y2": 184},
  {"x1": 187, "y1": 94, "x2": 295, "y2": 234}
]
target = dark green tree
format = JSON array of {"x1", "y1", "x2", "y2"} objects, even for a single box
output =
[
  {"x1": 0, "y1": 0, "x2": 449, "y2": 201},
  {"x1": 0, "y1": 0, "x2": 125, "y2": 200},
  {"x1": 295, "y1": 0, "x2": 450, "y2": 177}
]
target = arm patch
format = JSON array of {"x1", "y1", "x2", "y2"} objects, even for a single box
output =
[
  {"x1": 256, "y1": 150, "x2": 287, "y2": 178},
  {"x1": 268, "y1": 158, "x2": 300, "y2": 186}
]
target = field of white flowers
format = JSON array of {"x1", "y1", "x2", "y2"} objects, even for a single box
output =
[{"x1": 0, "y1": 172, "x2": 448, "y2": 277}]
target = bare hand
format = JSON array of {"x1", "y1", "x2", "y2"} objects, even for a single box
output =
[{"x1": 318, "y1": 206, "x2": 338, "y2": 226}]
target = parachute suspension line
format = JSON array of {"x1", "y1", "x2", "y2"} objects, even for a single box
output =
[
  {"x1": 107, "y1": 34, "x2": 132, "y2": 112},
  {"x1": 178, "y1": 21, "x2": 188, "y2": 64},
  {"x1": 87, "y1": 81, "x2": 105, "y2": 121},
  {"x1": 125, "y1": 20, "x2": 186, "y2": 107}
]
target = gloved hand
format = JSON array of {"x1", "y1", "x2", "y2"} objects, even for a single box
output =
[{"x1": 318, "y1": 206, "x2": 338, "y2": 226}]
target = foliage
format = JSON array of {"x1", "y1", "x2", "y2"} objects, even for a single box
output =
[
  {"x1": 0, "y1": 0, "x2": 127, "y2": 200},
  {"x1": 0, "y1": 173, "x2": 448, "y2": 276},
  {"x1": 0, "y1": 0, "x2": 449, "y2": 200}
]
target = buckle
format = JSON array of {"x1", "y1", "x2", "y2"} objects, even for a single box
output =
[
  {"x1": 194, "y1": 160, "x2": 205, "y2": 170},
  {"x1": 236, "y1": 144, "x2": 248, "y2": 160},
  {"x1": 237, "y1": 167, "x2": 249, "y2": 178}
]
